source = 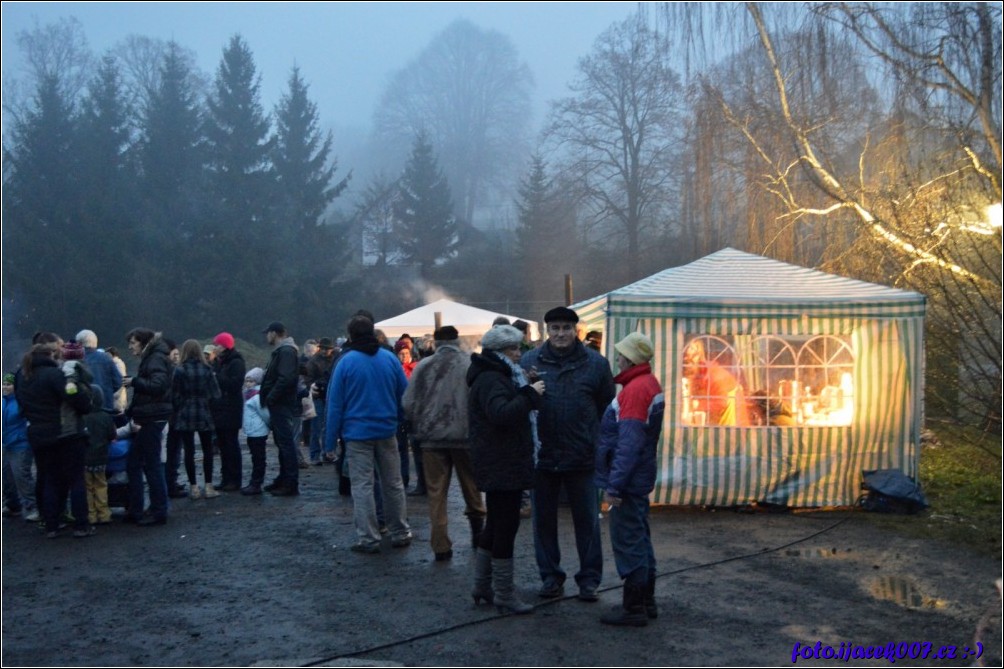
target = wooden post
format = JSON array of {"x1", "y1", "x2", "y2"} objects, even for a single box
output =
[
  {"x1": 434, "y1": 311, "x2": 443, "y2": 333},
  {"x1": 564, "y1": 274, "x2": 573, "y2": 306}
]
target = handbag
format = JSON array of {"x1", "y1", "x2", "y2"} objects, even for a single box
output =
[{"x1": 301, "y1": 396, "x2": 317, "y2": 420}]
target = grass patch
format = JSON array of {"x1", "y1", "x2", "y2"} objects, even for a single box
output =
[{"x1": 870, "y1": 423, "x2": 1003, "y2": 557}]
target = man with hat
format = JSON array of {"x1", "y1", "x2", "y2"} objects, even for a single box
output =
[
  {"x1": 211, "y1": 332, "x2": 246, "y2": 491},
  {"x1": 596, "y1": 332, "x2": 664, "y2": 626},
  {"x1": 520, "y1": 306, "x2": 615, "y2": 602},
  {"x1": 259, "y1": 322, "x2": 301, "y2": 496},
  {"x1": 305, "y1": 337, "x2": 337, "y2": 466},
  {"x1": 402, "y1": 325, "x2": 486, "y2": 561}
]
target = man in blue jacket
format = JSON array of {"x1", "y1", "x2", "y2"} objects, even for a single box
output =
[
  {"x1": 521, "y1": 306, "x2": 615, "y2": 602},
  {"x1": 325, "y1": 314, "x2": 412, "y2": 553}
]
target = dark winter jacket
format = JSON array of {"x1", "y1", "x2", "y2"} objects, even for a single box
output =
[
  {"x1": 520, "y1": 340, "x2": 615, "y2": 472},
  {"x1": 128, "y1": 335, "x2": 174, "y2": 424},
  {"x1": 260, "y1": 337, "x2": 300, "y2": 411},
  {"x1": 84, "y1": 409, "x2": 118, "y2": 468},
  {"x1": 210, "y1": 347, "x2": 246, "y2": 431},
  {"x1": 305, "y1": 351, "x2": 334, "y2": 400},
  {"x1": 172, "y1": 359, "x2": 221, "y2": 432},
  {"x1": 467, "y1": 351, "x2": 541, "y2": 492},
  {"x1": 595, "y1": 362, "x2": 665, "y2": 497},
  {"x1": 15, "y1": 355, "x2": 93, "y2": 447}
]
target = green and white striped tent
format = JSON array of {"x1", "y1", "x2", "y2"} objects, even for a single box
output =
[{"x1": 572, "y1": 248, "x2": 926, "y2": 507}]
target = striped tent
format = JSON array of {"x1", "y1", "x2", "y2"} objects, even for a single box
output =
[{"x1": 572, "y1": 248, "x2": 926, "y2": 507}]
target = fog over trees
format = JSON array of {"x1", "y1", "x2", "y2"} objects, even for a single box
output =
[{"x1": 2, "y1": 3, "x2": 1000, "y2": 429}]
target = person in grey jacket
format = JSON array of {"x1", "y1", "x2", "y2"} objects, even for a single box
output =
[
  {"x1": 520, "y1": 306, "x2": 615, "y2": 602},
  {"x1": 402, "y1": 326, "x2": 486, "y2": 562}
]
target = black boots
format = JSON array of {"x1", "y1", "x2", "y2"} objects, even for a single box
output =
[
  {"x1": 645, "y1": 572, "x2": 658, "y2": 619},
  {"x1": 600, "y1": 583, "x2": 648, "y2": 627}
]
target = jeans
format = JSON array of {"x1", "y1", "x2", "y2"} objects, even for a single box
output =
[
  {"x1": 396, "y1": 424, "x2": 410, "y2": 487},
  {"x1": 532, "y1": 469, "x2": 603, "y2": 589},
  {"x1": 608, "y1": 492, "x2": 656, "y2": 587},
  {"x1": 308, "y1": 399, "x2": 330, "y2": 461},
  {"x1": 3, "y1": 445, "x2": 36, "y2": 513},
  {"x1": 216, "y1": 426, "x2": 242, "y2": 487},
  {"x1": 346, "y1": 438, "x2": 410, "y2": 546},
  {"x1": 270, "y1": 405, "x2": 298, "y2": 488},
  {"x1": 127, "y1": 421, "x2": 168, "y2": 520}
]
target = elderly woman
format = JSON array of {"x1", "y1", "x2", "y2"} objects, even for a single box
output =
[
  {"x1": 466, "y1": 325, "x2": 545, "y2": 615},
  {"x1": 122, "y1": 328, "x2": 174, "y2": 526}
]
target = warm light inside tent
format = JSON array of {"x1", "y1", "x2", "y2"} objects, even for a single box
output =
[{"x1": 681, "y1": 334, "x2": 854, "y2": 427}]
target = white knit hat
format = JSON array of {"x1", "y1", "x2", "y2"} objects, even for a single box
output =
[
  {"x1": 245, "y1": 367, "x2": 265, "y2": 384},
  {"x1": 480, "y1": 325, "x2": 524, "y2": 351},
  {"x1": 614, "y1": 332, "x2": 654, "y2": 365}
]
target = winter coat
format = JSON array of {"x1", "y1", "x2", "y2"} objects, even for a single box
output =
[
  {"x1": 325, "y1": 345, "x2": 407, "y2": 445},
  {"x1": 172, "y1": 359, "x2": 221, "y2": 432},
  {"x1": 595, "y1": 362, "x2": 665, "y2": 497},
  {"x1": 467, "y1": 351, "x2": 541, "y2": 492},
  {"x1": 83, "y1": 409, "x2": 118, "y2": 468},
  {"x1": 2, "y1": 394, "x2": 30, "y2": 451},
  {"x1": 15, "y1": 356, "x2": 92, "y2": 447},
  {"x1": 402, "y1": 343, "x2": 470, "y2": 449},
  {"x1": 211, "y1": 347, "x2": 247, "y2": 431},
  {"x1": 128, "y1": 335, "x2": 174, "y2": 424},
  {"x1": 242, "y1": 387, "x2": 270, "y2": 438},
  {"x1": 520, "y1": 340, "x2": 616, "y2": 472},
  {"x1": 305, "y1": 351, "x2": 334, "y2": 400},
  {"x1": 260, "y1": 337, "x2": 300, "y2": 411},
  {"x1": 84, "y1": 347, "x2": 123, "y2": 413}
]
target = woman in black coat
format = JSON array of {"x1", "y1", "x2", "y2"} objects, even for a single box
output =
[
  {"x1": 172, "y1": 339, "x2": 221, "y2": 499},
  {"x1": 123, "y1": 328, "x2": 173, "y2": 525},
  {"x1": 466, "y1": 325, "x2": 545, "y2": 614},
  {"x1": 15, "y1": 342, "x2": 94, "y2": 537}
]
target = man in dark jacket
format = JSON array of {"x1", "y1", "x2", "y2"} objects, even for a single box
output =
[
  {"x1": 211, "y1": 332, "x2": 247, "y2": 491},
  {"x1": 520, "y1": 306, "x2": 615, "y2": 602},
  {"x1": 259, "y1": 322, "x2": 300, "y2": 496},
  {"x1": 305, "y1": 337, "x2": 336, "y2": 466}
]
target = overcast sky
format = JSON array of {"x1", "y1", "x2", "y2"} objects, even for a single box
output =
[{"x1": 2, "y1": 1, "x2": 642, "y2": 134}]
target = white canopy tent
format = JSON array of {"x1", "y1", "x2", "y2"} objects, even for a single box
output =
[{"x1": 375, "y1": 298, "x2": 539, "y2": 341}]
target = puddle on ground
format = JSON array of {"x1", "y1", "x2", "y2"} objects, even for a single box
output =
[
  {"x1": 867, "y1": 575, "x2": 949, "y2": 610},
  {"x1": 784, "y1": 547, "x2": 851, "y2": 559}
]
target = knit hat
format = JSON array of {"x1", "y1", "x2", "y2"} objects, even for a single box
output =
[
  {"x1": 543, "y1": 306, "x2": 579, "y2": 324},
  {"x1": 434, "y1": 325, "x2": 459, "y2": 342},
  {"x1": 203, "y1": 344, "x2": 216, "y2": 357},
  {"x1": 62, "y1": 341, "x2": 85, "y2": 361},
  {"x1": 3, "y1": 373, "x2": 15, "y2": 385},
  {"x1": 213, "y1": 332, "x2": 235, "y2": 349},
  {"x1": 245, "y1": 367, "x2": 264, "y2": 384},
  {"x1": 394, "y1": 339, "x2": 410, "y2": 353},
  {"x1": 75, "y1": 329, "x2": 98, "y2": 349},
  {"x1": 614, "y1": 332, "x2": 654, "y2": 365},
  {"x1": 480, "y1": 325, "x2": 524, "y2": 351}
]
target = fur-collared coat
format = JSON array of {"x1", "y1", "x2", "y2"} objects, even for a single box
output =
[{"x1": 401, "y1": 342, "x2": 470, "y2": 449}]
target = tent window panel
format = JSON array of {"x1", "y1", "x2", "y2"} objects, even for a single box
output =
[{"x1": 681, "y1": 334, "x2": 855, "y2": 428}]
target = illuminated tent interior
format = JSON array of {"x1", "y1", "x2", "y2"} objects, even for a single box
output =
[
  {"x1": 572, "y1": 248, "x2": 926, "y2": 507},
  {"x1": 374, "y1": 298, "x2": 539, "y2": 341}
]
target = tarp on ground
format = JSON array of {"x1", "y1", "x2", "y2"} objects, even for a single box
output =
[
  {"x1": 375, "y1": 298, "x2": 539, "y2": 341},
  {"x1": 571, "y1": 247, "x2": 927, "y2": 507}
]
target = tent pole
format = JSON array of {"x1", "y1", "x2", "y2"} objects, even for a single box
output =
[{"x1": 565, "y1": 274, "x2": 573, "y2": 306}]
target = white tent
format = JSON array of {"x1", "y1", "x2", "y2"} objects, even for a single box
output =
[{"x1": 375, "y1": 298, "x2": 539, "y2": 340}]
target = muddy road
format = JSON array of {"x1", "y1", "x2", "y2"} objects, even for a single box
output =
[{"x1": 2, "y1": 457, "x2": 1000, "y2": 667}]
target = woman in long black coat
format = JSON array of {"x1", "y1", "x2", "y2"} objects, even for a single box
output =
[{"x1": 466, "y1": 325, "x2": 545, "y2": 615}]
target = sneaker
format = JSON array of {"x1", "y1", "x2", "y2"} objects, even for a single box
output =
[
  {"x1": 73, "y1": 527, "x2": 97, "y2": 538},
  {"x1": 23, "y1": 510, "x2": 40, "y2": 523},
  {"x1": 189, "y1": 485, "x2": 203, "y2": 500},
  {"x1": 203, "y1": 483, "x2": 220, "y2": 499},
  {"x1": 323, "y1": 453, "x2": 337, "y2": 464},
  {"x1": 240, "y1": 484, "x2": 262, "y2": 496},
  {"x1": 390, "y1": 532, "x2": 413, "y2": 548},
  {"x1": 578, "y1": 584, "x2": 600, "y2": 602},
  {"x1": 350, "y1": 542, "x2": 381, "y2": 554},
  {"x1": 538, "y1": 579, "x2": 565, "y2": 599}
]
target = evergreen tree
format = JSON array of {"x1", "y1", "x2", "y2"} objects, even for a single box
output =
[
  {"x1": 202, "y1": 34, "x2": 274, "y2": 331},
  {"x1": 393, "y1": 132, "x2": 457, "y2": 278}
]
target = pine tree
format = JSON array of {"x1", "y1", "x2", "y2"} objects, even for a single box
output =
[{"x1": 393, "y1": 132, "x2": 457, "y2": 278}]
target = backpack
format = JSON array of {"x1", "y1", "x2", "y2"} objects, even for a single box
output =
[{"x1": 857, "y1": 469, "x2": 928, "y2": 514}]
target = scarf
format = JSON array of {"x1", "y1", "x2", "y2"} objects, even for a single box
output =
[{"x1": 492, "y1": 351, "x2": 541, "y2": 463}]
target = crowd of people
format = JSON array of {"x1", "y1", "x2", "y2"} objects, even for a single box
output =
[{"x1": 3, "y1": 307, "x2": 665, "y2": 625}]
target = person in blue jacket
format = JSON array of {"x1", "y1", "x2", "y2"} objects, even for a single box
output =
[
  {"x1": 3, "y1": 373, "x2": 38, "y2": 521},
  {"x1": 595, "y1": 332, "x2": 665, "y2": 626}
]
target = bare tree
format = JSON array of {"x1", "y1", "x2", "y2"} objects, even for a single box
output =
[
  {"x1": 544, "y1": 12, "x2": 683, "y2": 281},
  {"x1": 372, "y1": 19, "x2": 533, "y2": 225}
]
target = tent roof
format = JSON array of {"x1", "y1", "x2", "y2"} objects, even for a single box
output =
[
  {"x1": 374, "y1": 298, "x2": 539, "y2": 340},
  {"x1": 573, "y1": 248, "x2": 925, "y2": 320}
]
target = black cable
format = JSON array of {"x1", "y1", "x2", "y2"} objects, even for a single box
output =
[{"x1": 300, "y1": 516, "x2": 850, "y2": 666}]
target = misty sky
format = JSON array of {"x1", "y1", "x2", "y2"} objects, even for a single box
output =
[{"x1": 2, "y1": 1, "x2": 642, "y2": 134}]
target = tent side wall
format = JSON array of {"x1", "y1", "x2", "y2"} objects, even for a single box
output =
[{"x1": 604, "y1": 297, "x2": 925, "y2": 507}]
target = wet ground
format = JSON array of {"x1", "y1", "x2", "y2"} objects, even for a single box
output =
[{"x1": 2, "y1": 450, "x2": 1000, "y2": 667}]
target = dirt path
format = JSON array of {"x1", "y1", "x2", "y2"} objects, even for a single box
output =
[{"x1": 2, "y1": 458, "x2": 1000, "y2": 667}]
